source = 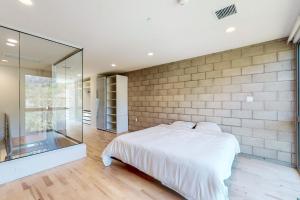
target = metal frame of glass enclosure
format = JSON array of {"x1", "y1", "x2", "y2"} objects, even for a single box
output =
[
  {"x1": 297, "y1": 42, "x2": 300, "y2": 170},
  {"x1": 0, "y1": 25, "x2": 83, "y2": 163}
]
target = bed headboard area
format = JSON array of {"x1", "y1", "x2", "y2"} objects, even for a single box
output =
[{"x1": 126, "y1": 38, "x2": 296, "y2": 166}]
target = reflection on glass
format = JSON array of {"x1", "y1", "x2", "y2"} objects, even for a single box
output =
[{"x1": 0, "y1": 26, "x2": 83, "y2": 162}]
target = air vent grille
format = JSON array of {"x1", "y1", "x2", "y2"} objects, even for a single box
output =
[{"x1": 215, "y1": 4, "x2": 237, "y2": 20}]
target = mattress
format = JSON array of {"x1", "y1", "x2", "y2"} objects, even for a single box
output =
[{"x1": 102, "y1": 124, "x2": 240, "y2": 200}]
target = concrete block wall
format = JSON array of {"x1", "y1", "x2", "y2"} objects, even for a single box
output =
[{"x1": 126, "y1": 38, "x2": 296, "y2": 165}]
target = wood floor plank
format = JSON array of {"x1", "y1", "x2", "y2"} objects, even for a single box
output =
[{"x1": 42, "y1": 176, "x2": 53, "y2": 187}]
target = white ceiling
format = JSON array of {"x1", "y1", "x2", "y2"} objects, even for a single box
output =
[{"x1": 0, "y1": 0, "x2": 299, "y2": 77}]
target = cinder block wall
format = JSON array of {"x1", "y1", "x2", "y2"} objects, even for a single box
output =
[{"x1": 126, "y1": 38, "x2": 296, "y2": 165}]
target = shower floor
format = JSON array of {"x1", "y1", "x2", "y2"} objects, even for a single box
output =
[{"x1": 0, "y1": 131, "x2": 78, "y2": 162}]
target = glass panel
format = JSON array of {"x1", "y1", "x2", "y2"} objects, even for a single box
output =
[{"x1": 0, "y1": 27, "x2": 20, "y2": 162}]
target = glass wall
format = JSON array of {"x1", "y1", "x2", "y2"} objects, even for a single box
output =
[{"x1": 0, "y1": 26, "x2": 83, "y2": 162}]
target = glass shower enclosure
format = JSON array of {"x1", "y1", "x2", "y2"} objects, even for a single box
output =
[{"x1": 0, "y1": 26, "x2": 83, "y2": 162}]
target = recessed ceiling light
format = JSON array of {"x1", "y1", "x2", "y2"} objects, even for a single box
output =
[
  {"x1": 6, "y1": 42, "x2": 16, "y2": 47},
  {"x1": 18, "y1": 0, "x2": 33, "y2": 6},
  {"x1": 1, "y1": 59, "x2": 8, "y2": 62},
  {"x1": 147, "y1": 52, "x2": 154, "y2": 56},
  {"x1": 226, "y1": 27, "x2": 236, "y2": 33},
  {"x1": 7, "y1": 38, "x2": 18, "y2": 44},
  {"x1": 111, "y1": 64, "x2": 116, "y2": 67}
]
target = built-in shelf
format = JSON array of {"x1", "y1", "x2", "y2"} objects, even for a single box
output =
[
  {"x1": 103, "y1": 75, "x2": 128, "y2": 134},
  {"x1": 83, "y1": 80, "x2": 90, "y2": 89},
  {"x1": 83, "y1": 110, "x2": 91, "y2": 125}
]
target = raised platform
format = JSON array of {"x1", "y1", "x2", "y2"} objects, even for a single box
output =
[{"x1": 0, "y1": 143, "x2": 86, "y2": 184}]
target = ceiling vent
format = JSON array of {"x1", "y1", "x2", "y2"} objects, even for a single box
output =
[{"x1": 215, "y1": 4, "x2": 237, "y2": 20}]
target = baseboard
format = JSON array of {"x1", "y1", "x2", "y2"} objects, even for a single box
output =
[
  {"x1": 239, "y1": 153, "x2": 295, "y2": 168},
  {"x1": 0, "y1": 143, "x2": 86, "y2": 184}
]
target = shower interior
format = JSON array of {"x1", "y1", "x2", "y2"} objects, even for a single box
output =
[{"x1": 0, "y1": 26, "x2": 83, "y2": 162}]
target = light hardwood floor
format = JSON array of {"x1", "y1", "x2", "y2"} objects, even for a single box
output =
[{"x1": 0, "y1": 126, "x2": 299, "y2": 200}]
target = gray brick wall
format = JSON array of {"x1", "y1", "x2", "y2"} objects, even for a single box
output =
[{"x1": 125, "y1": 38, "x2": 296, "y2": 165}]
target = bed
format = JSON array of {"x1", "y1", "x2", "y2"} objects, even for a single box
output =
[{"x1": 102, "y1": 123, "x2": 240, "y2": 200}]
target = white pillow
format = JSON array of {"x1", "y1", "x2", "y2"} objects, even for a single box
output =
[
  {"x1": 195, "y1": 122, "x2": 222, "y2": 133},
  {"x1": 169, "y1": 121, "x2": 195, "y2": 129}
]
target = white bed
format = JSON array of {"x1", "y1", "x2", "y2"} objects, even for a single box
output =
[{"x1": 102, "y1": 124, "x2": 240, "y2": 200}]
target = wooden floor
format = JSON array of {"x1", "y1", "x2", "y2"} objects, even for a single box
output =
[{"x1": 0, "y1": 126, "x2": 299, "y2": 200}]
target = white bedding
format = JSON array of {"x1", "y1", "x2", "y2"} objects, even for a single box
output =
[{"x1": 102, "y1": 124, "x2": 240, "y2": 200}]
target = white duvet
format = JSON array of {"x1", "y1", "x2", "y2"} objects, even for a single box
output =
[{"x1": 102, "y1": 124, "x2": 240, "y2": 200}]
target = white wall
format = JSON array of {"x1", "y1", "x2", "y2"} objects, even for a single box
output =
[{"x1": 0, "y1": 65, "x2": 19, "y2": 138}]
